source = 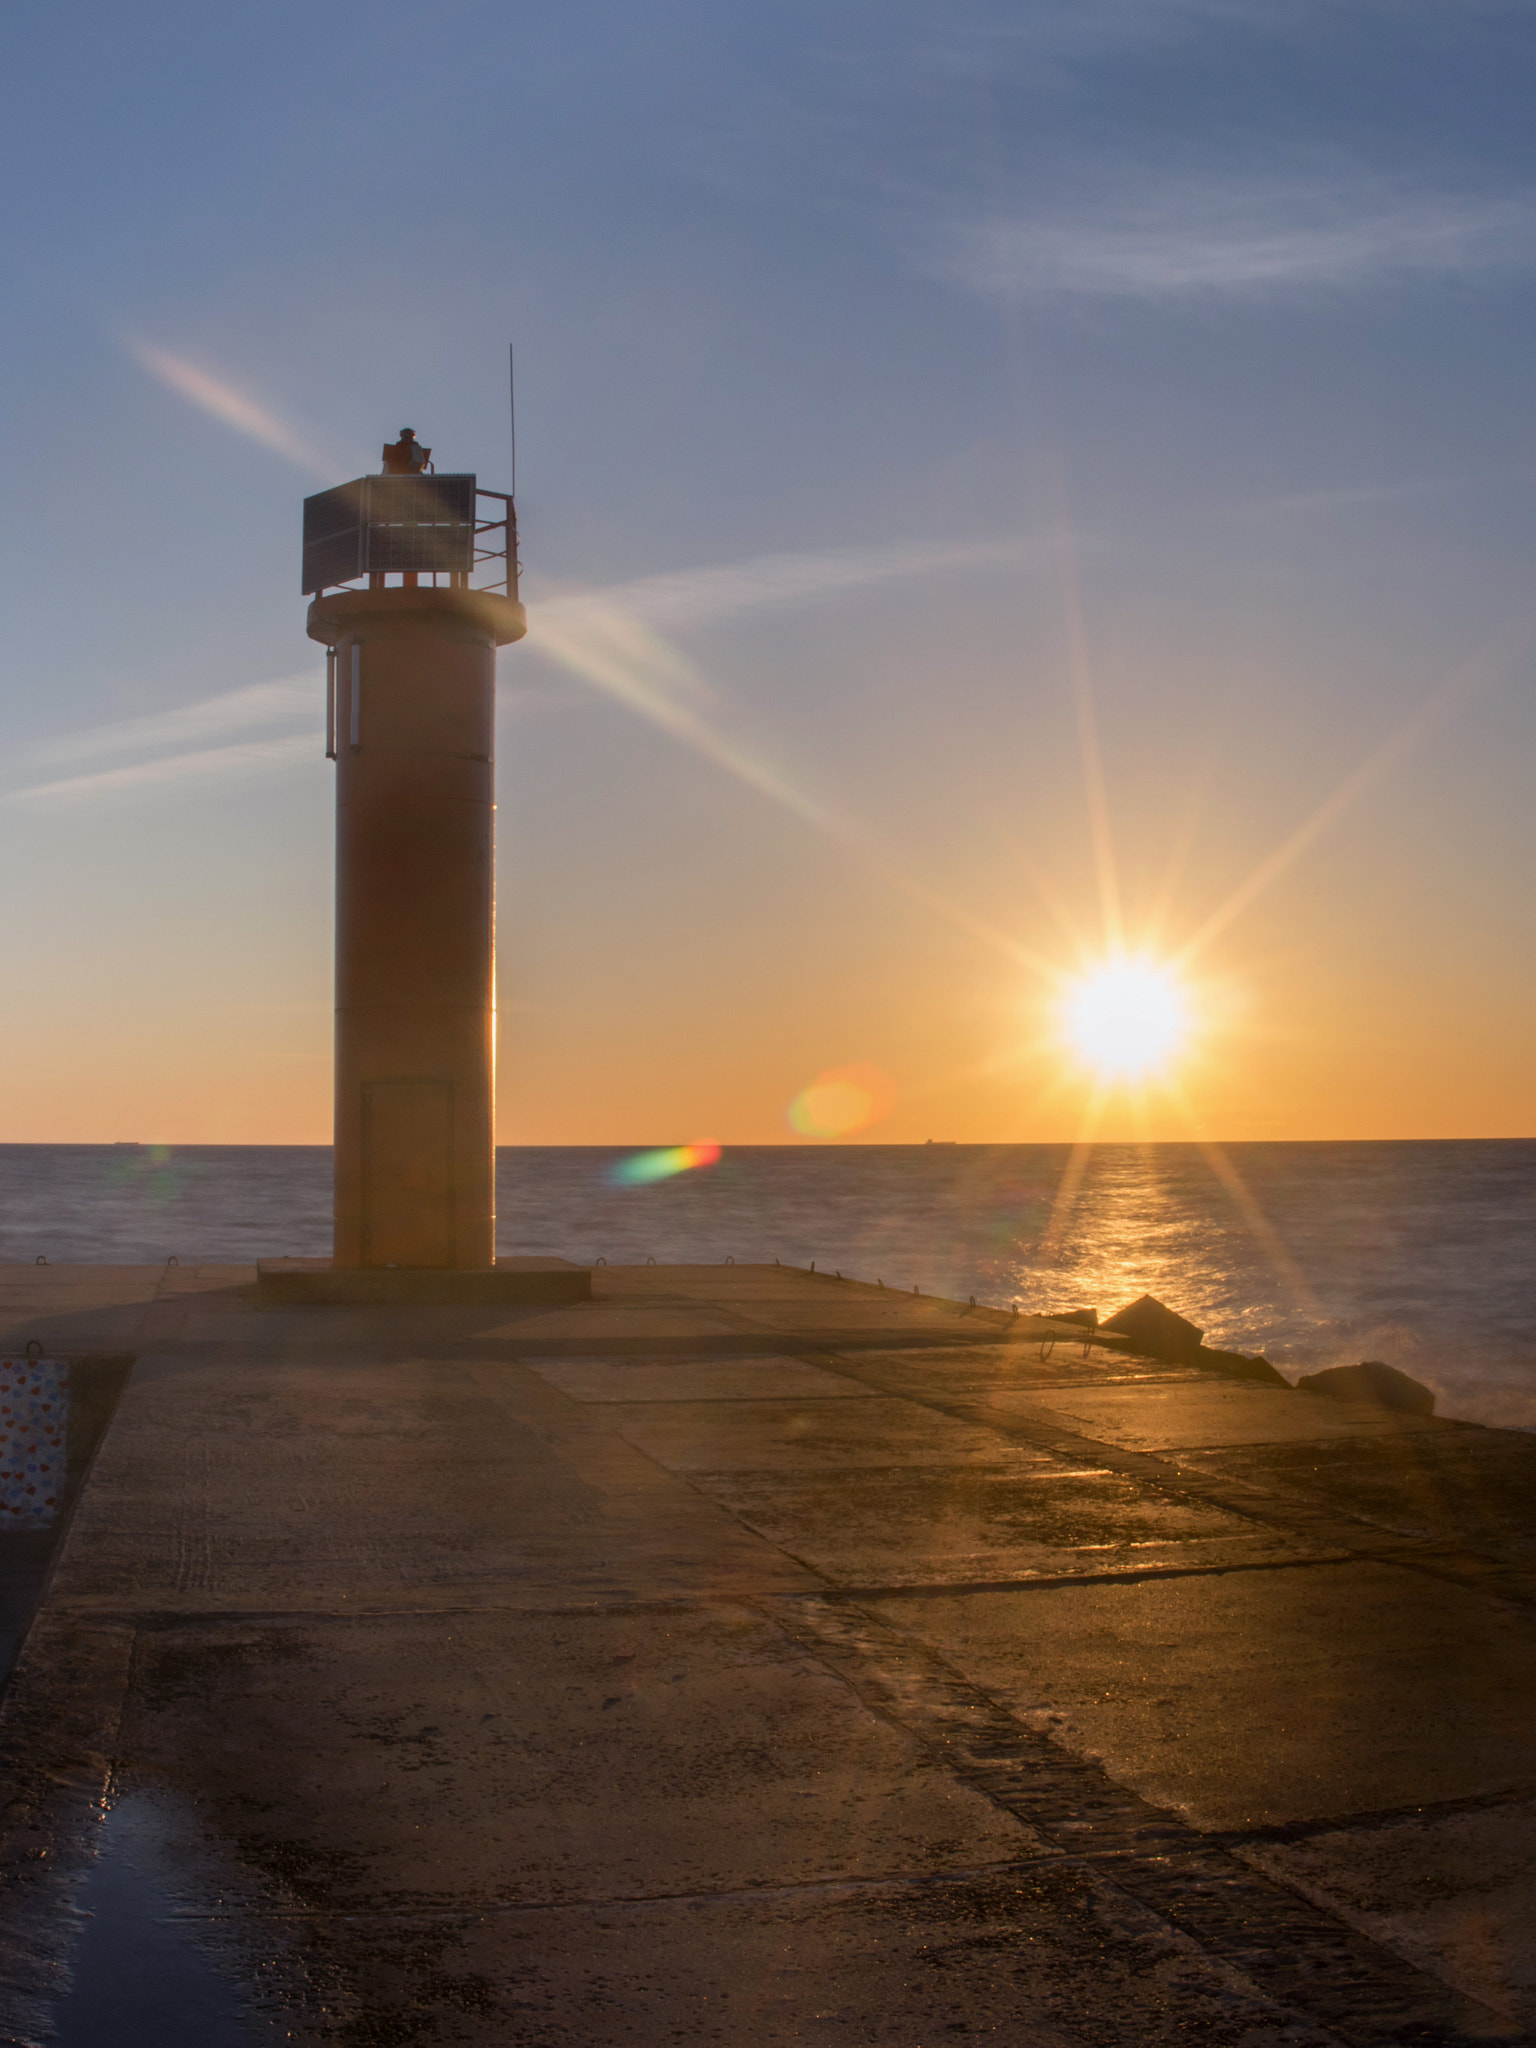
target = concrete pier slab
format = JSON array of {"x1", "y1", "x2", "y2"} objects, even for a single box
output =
[
  {"x1": 530, "y1": 1353, "x2": 886, "y2": 1403},
  {"x1": 114, "y1": 1602, "x2": 1044, "y2": 1907},
  {"x1": 988, "y1": 1376, "x2": 1448, "y2": 1450},
  {"x1": 673, "y1": 1463, "x2": 1330, "y2": 1589},
  {"x1": 50, "y1": 1354, "x2": 815, "y2": 1613},
  {"x1": 1, "y1": 1261, "x2": 1533, "y2": 2045},
  {"x1": 596, "y1": 1391, "x2": 1022, "y2": 1471},
  {"x1": 1235, "y1": 1801, "x2": 1536, "y2": 2039},
  {"x1": 869, "y1": 1563, "x2": 1536, "y2": 1829},
  {"x1": 255, "y1": 1255, "x2": 591, "y2": 1305}
]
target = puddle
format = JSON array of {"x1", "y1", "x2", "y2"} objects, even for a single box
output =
[{"x1": 53, "y1": 1795, "x2": 287, "y2": 2046}]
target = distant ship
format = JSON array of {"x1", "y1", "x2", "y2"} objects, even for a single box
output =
[{"x1": 924, "y1": 1139, "x2": 957, "y2": 1145}]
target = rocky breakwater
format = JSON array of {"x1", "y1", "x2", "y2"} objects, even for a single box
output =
[{"x1": 1093, "y1": 1291, "x2": 1437, "y2": 1410}]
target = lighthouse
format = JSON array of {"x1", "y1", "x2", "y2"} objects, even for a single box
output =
[{"x1": 257, "y1": 434, "x2": 586, "y2": 1304}]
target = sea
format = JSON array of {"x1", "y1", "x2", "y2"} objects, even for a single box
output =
[{"x1": 1, "y1": 1140, "x2": 1531, "y2": 1429}]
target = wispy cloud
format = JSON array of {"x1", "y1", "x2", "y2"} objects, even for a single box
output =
[
  {"x1": 130, "y1": 343, "x2": 340, "y2": 477},
  {"x1": 528, "y1": 533, "x2": 1044, "y2": 723},
  {"x1": 1234, "y1": 476, "x2": 1473, "y2": 518},
  {"x1": 945, "y1": 179, "x2": 1536, "y2": 302},
  {"x1": 940, "y1": 0, "x2": 1423, "y2": 66},
  {"x1": 5, "y1": 734, "x2": 319, "y2": 808},
  {"x1": 5, "y1": 535, "x2": 1041, "y2": 896},
  {"x1": 878, "y1": 0, "x2": 1347, "y2": 93},
  {"x1": 3, "y1": 671, "x2": 321, "y2": 806},
  {"x1": 21, "y1": 675, "x2": 317, "y2": 768},
  {"x1": 527, "y1": 533, "x2": 1055, "y2": 966},
  {"x1": 564, "y1": 535, "x2": 1038, "y2": 636}
]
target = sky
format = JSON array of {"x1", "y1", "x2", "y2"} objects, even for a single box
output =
[{"x1": 1, "y1": 0, "x2": 1534, "y2": 1145}]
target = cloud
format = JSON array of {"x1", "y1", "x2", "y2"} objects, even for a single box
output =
[
  {"x1": 910, "y1": 0, "x2": 1354, "y2": 77},
  {"x1": 569, "y1": 534, "x2": 1039, "y2": 634},
  {"x1": 527, "y1": 533, "x2": 1044, "y2": 727},
  {"x1": 1235, "y1": 477, "x2": 1471, "y2": 518},
  {"x1": 22, "y1": 675, "x2": 317, "y2": 768},
  {"x1": 4, "y1": 670, "x2": 322, "y2": 804},
  {"x1": 130, "y1": 344, "x2": 339, "y2": 478},
  {"x1": 5, "y1": 535, "x2": 1039, "y2": 893},
  {"x1": 524, "y1": 532, "x2": 1052, "y2": 967},
  {"x1": 4, "y1": 733, "x2": 320, "y2": 808},
  {"x1": 944, "y1": 180, "x2": 1536, "y2": 302}
]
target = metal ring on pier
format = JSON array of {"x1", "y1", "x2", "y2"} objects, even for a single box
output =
[
  {"x1": 34, "y1": 1255, "x2": 47, "y2": 1266},
  {"x1": 594, "y1": 1257, "x2": 607, "y2": 1266},
  {"x1": 166, "y1": 1255, "x2": 179, "y2": 1267},
  {"x1": 646, "y1": 1256, "x2": 657, "y2": 1265},
  {"x1": 725, "y1": 1256, "x2": 735, "y2": 1264},
  {"x1": 25, "y1": 1340, "x2": 43, "y2": 1358}
]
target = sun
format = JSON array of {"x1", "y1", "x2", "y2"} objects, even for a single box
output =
[{"x1": 1063, "y1": 958, "x2": 1190, "y2": 1080}]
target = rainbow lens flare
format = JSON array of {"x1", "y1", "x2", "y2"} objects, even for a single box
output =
[
  {"x1": 787, "y1": 1063, "x2": 895, "y2": 1139},
  {"x1": 610, "y1": 1141, "x2": 721, "y2": 1187}
]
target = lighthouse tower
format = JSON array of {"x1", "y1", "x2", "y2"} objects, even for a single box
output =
[{"x1": 256, "y1": 437, "x2": 586, "y2": 1305}]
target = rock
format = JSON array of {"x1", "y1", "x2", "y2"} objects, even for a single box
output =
[
  {"x1": 1048, "y1": 1308, "x2": 1098, "y2": 1328},
  {"x1": 1195, "y1": 1345, "x2": 1288, "y2": 1387},
  {"x1": 1296, "y1": 1360, "x2": 1435, "y2": 1416},
  {"x1": 1101, "y1": 1294, "x2": 1204, "y2": 1364}
]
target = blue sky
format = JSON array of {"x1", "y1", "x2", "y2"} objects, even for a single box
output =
[{"x1": 2, "y1": 0, "x2": 1534, "y2": 1141}]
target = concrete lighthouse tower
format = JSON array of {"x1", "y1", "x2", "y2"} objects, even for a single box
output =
[{"x1": 258, "y1": 435, "x2": 586, "y2": 1305}]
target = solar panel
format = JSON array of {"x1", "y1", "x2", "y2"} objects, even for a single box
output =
[
  {"x1": 302, "y1": 480, "x2": 366, "y2": 592},
  {"x1": 302, "y1": 474, "x2": 477, "y2": 592}
]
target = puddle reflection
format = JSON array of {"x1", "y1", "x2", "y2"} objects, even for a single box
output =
[{"x1": 54, "y1": 1795, "x2": 284, "y2": 2047}]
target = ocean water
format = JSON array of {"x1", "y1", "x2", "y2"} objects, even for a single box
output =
[{"x1": 0, "y1": 1141, "x2": 1531, "y2": 1428}]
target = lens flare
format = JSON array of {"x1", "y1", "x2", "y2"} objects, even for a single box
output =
[
  {"x1": 1063, "y1": 959, "x2": 1189, "y2": 1079},
  {"x1": 788, "y1": 1063, "x2": 895, "y2": 1138},
  {"x1": 610, "y1": 1141, "x2": 721, "y2": 1187},
  {"x1": 130, "y1": 344, "x2": 334, "y2": 477}
]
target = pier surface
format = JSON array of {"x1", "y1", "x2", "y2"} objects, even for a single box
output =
[{"x1": 2, "y1": 1261, "x2": 1535, "y2": 2045}]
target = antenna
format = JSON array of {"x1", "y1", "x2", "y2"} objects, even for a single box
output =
[{"x1": 506, "y1": 341, "x2": 521, "y2": 602}]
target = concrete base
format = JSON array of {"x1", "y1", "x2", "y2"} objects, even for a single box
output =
[
  {"x1": 254, "y1": 1256, "x2": 590, "y2": 1306},
  {"x1": 4, "y1": 1261, "x2": 1534, "y2": 2045}
]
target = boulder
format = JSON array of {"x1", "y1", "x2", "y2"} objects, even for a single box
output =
[
  {"x1": 1195, "y1": 1345, "x2": 1288, "y2": 1387},
  {"x1": 1296, "y1": 1360, "x2": 1435, "y2": 1416},
  {"x1": 1101, "y1": 1294, "x2": 1203, "y2": 1364}
]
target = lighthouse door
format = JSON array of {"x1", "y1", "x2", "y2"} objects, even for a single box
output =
[{"x1": 362, "y1": 1079, "x2": 454, "y2": 1268}]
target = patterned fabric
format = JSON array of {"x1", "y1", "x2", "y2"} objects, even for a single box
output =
[{"x1": 0, "y1": 1358, "x2": 67, "y2": 1529}]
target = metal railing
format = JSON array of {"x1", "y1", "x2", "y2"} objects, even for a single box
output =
[{"x1": 473, "y1": 489, "x2": 520, "y2": 601}]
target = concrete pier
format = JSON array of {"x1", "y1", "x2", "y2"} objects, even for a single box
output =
[{"x1": 2, "y1": 1261, "x2": 1534, "y2": 2043}]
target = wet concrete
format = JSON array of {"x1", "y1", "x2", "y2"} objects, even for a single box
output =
[
  {"x1": 51, "y1": 1794, "x2": 281, "y2": 2047},
  {"x1": 869, "y1": 1564, "x2": 1536, "y2": 1828},
  {"x1": 1, "y1": 1264, "x2": 1534, "y2": 2044}
]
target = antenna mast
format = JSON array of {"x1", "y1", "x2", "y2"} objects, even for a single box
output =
[
  {"x1": 508, "y1": 342, "x2": 517, "y2": 500},
  {"x1": 507, "y1": 341, "x2": 520, "y2": 599}
]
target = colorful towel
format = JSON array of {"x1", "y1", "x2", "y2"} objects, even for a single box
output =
[{"x1": 0, "y1": 1358, "x2": 67, "y2": 1529}]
